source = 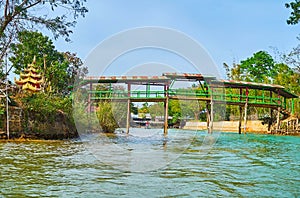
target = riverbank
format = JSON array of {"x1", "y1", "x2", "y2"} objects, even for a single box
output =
[{"x1": 184, "y1": 120, "x2": 268, "y2": 133}]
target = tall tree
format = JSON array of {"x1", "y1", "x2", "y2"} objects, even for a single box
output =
[
  {"x1": 286, "y1": 0, "x2": 300, "y2": 25},
  {"x1": 10, "y1": 30, "x2": 86, "y2": 94},
  {"x1": 282, "y1": 37, "x2": 300, "y2": 73},
  {"x1": 0, "y1": 0, "x2": 88, "y2": 63},
  {"x1": 273, "y1": 63, "x2": 300, "y2": 94},
  {"x1": 239, "y1": 51, "x2": 275, "y2": 83}
]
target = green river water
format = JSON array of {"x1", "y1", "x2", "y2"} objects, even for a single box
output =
[{"x1": 0, "y1": 130, "x2": 299, "y2": 197}]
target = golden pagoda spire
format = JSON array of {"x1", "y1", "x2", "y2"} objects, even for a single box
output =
[{"x1": 15, "y1": 56, "x2": 43, "y2": 92}]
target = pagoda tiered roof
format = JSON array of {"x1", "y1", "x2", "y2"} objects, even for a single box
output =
[{"x1": 15, "y1": 57, "x2": 43, "y2": 92}]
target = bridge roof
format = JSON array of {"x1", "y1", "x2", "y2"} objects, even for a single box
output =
[
  {"x1": 162, "y1": 73, "x2": 216, "y2": 81},
  {"x1": 82, "y1": 76, "x2": 170, "y2": 85},
  {"x1": 210, "y1": 79, "x2": 298, "y2": 98}
]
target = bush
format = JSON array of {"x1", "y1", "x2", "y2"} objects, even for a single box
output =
[{"x1": 96, "y1": 101, "x2": 119, "y2": 133}]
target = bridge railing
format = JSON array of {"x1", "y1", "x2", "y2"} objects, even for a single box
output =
[
  {"x1": 88, "y1": 89, "x2": 286, "y2": 109},
  {"x1": 89, "y1": 90, "x2": 166, "y2": 100},
  {"x1": 212, "y1": 93, "x2": 281, "y2": 106}
]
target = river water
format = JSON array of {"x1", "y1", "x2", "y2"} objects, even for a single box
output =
[{"x1": 0, "y1": 130, "x2": 299, "y2": 197}]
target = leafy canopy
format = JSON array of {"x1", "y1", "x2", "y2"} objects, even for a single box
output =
[
  {"x1": 286, "y1": 0, "x2": 300, "y2": 25},
  {"x1": 10, "y1": 30, "x2": 87, "y2": 94},
  {"x1": 0, "y1": 0, "x2": 88, "y2": 63},
  {"x1": 239, "y1": 51, "x2": 275, "y2": 83}
]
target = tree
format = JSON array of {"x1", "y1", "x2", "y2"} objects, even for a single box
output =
[
  {"x1": 282, "y1": 37, "x2": 300, "y2": 73},
  {"x1": 0, "y1": 0, "x2": 88, "y2": 63},
  {"x1": 223, "y1": 62, "x2": 242, "y2": 80},
  {"x1": 148, "y1": 102, "x2": 164, "y2": 118},
  {"x1": 274, "y1": 63, "x2": 300, "y2": 94},
  {"x1": 10, "y1": 30, "x2": 87, "y2": 94},
  {"x1": 224, "y1": 51, "x2": 276, "y2": 83},
  {"x1": 138, "y1": 102, "x2": 149, "y2": 114},
  {"x1": 239, "y1": 51, "x2": 275, "y2": 83},
  {"x1": 130, "y1": 102, "x2": 138, "y2": 115},
  {"x1": 286, "y1": 0, "x2": 300, "y2": 25}
]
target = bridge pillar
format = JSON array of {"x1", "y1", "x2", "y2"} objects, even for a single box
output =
[
  {"x1": 88, "y1": 82, "x2": 92, "y2": 113},
  {"x1": 268, "y1": 91, "x2": 273, "y2": 132},
  {"x1": 208, "y1": 87, "x2": 214, "y2": 133},
  {"x1": 243, "y1": 87, "x2": 249, "y2": 134},
  {"x1": 209, "y1": 99, "x2": 214, "y2": 133},
  {"x1": 206, "y1": 101, "x2": 211, "y2": 133},
  {"x1": 126, "y1": 83, "x2": 131, "y2": 134},
  {"x1": 238, "y1": 88, "x2": 243, "y2": 134},
  {"x1": 163, "y1": 84, "x2": 169, "y2": 136},
  {"x1": 238, "y1": 106, "x2": 242, "y2": 134}
]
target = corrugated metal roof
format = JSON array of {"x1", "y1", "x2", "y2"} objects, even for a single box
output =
[
  {"x1": 162, "y1": 73, "x2": 216, "y2": 80},
  {"x1": 211, "y1": 79, "x2": 284, "y2": 89},
  {"x1": 83, "y1": 76, "x2": 171, "y2": 84},
  {"x1": 210, "y1": 79, "x2": 298, "y2": 98}
]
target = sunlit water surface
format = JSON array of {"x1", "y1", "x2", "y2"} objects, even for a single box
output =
[{"x1": 0, "y1": 129, "x2": 299, "y2": 197}]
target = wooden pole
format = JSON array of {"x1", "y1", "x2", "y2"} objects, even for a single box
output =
[
  {"x1": 209, "y1": 87, "x2": 214, "y2": 133},
  {"x1": 206, "y1": 101, "x2": 211, "y2": 133},
  {"x1": 243, "y1": 87, "x2": 249, "y2": 134},
  {"x1": 268, "y1": 91, "x2": 273, "y2": 132},
  {"x1": 126, "y1": 83, "x2": 131, "y2": 134},
  {"x1": 239, "y1": 106, "x2": 242, "y2": 134},
  {"x1": 205, "y1": 85, "x2": 211, "y2": 133},
  {"x1": 276, "y1": 90, "x2": 281, "y2": 133},
  {"x1": 88, "y1": 83, "x2": 92, "y2": 113},
  {"x1": 163, "y1": 84, "x2": 169, "y2": 136},
  {"x1": 238, "y1": 88, "x2": 242, "y2": 134}
]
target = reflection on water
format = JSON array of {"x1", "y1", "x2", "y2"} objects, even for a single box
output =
[{"x1": 0, "y1": 130, "x2": 299, "y2": 197}]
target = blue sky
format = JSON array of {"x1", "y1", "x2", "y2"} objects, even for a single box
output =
[{"x1": 53, "y1": 0, "x2": 299, "y2": 77}]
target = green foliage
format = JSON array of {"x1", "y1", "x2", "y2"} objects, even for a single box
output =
[
  {"x1": 149, "y1": 103, "x2": 164, "y2": 118},
  {"x1": 0, "y1": 0, "x2": 88, "y2": 62},
  {"x1": 10, "y1": 31, "x2": 87, "y2": 94},
  {"x1": 138, "y1": 102, "x2": 150, "y2": 113},
  {"x1": 130, "y1": 102, "x2": 138, "y2": 115},
  {"x1": 224, "y1": 49, "x2": 300, "y2": 118},
  {"x1": 239, "y1": 51, "x2": 275, "y2": 83},
  {"x1": 96, "y1": 101, "x2": 119, "y2": 133},
  {"x1": 274, "y1": 63, "x2": 300, "y2": 94},
  {"x1": 286, "y1": 0, "x2": 300, "y2": 25},
  {"x1": 0, "y1": 106, "x2": 4, "y2": 115},
  {"x1": 21, "y1": 93, "x2": 73, "y2": 121}
]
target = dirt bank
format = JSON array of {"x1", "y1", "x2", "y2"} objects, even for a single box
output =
[{"x1": 184, "y1": 120, "x2": 268, "y2": 133}]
